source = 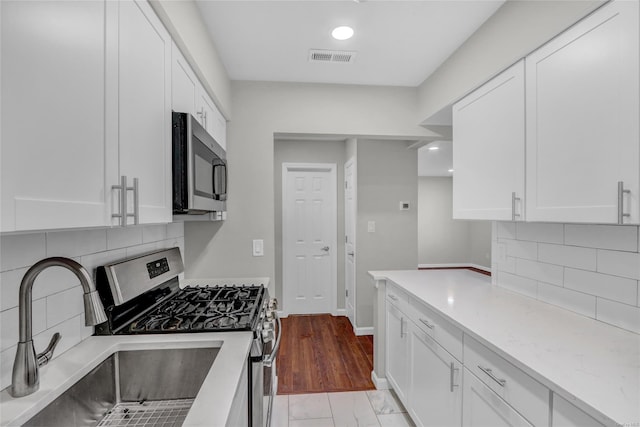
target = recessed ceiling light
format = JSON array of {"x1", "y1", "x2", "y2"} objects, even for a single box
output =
[
  {"x1": 332, "y1": 26, "x2": 354, "y2": 41},
  {"x1": 428, "y1": 146, "x2": 439, "y2": 151}
]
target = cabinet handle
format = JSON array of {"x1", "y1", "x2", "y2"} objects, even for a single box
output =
[
  {"x1": 388, "y1": 294, "x2": 399, "y2": 302},
  {"x1": 419, "y1": 318, "x2": 435, "y2": 330},
  {"x1": 400, "y1": 317, "x2": 405, "y2": 338},
  {"x1": 126, "y1": 177, "x2": 139, "y2": 225},
  {"x1": 618, "y1": 181, "x2": 631, "y2": 224},
  {"x1": 450, "y1": 362, "x2": 459, "y2": 392},
  {"x1": 111, "y1": 175, "x2": 128, "y2": 227},
  {"x1": 478, "y1": 365, "x2": 507, "y2": 387},
  {"x1": 511, "y1": 192, "x2": 521, "y2": 221}
]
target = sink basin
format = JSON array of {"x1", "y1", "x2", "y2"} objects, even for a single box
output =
[{"x1": 24, "y1": 347, "x2": 219, "y2": 427}]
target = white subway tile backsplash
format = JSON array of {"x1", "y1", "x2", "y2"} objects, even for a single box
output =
[
  {"x1": 496, "y1": 256, "x2": 517, "y2": 274},
  {"x1": 516, "y1": 259, "x2": 563, "y2": 287},
  {"x1": 106, "y1": 226, "x2": 143, "y2": 250},
  {"x1": 46, "y1": 229, "x2": 107, "y2": 258},
  {"x1": 46, "y1": 286, "x2": 84, "y2": 328},
  {"x1": 0, "y1": 299, "x2": 46, "y2": 352},
  {"x1": 537, "y1": 283, "x2": 596, "y2": 318},
  {"x1": 503, "y1": 239, "x2": 537, "y2": 260},
  {"x1": 496, "y1": 272, "x2": 538, "y2": 299},
  {"x1": 596, "y1": 298, "x2": 640, "y2": 334},
  {"x1": 32, "y1": 264, "x2": 81, "y2": 300},
  {"x1": 0, "y1": 268, "x2": 26, "y2": 311},
  {"x1": 0, "y1": 233, "x2": 46, "y2": 272},
  {"x1": 496, "y1": 222, "x2": 516, "y2": 240},
  {"x1": 142, "y1": 225, "x2": 168, "y2": 244},
  {"x1": 166, "y1": 222, "x2": 184, "y2": 239},
  {"x1": 538, "y1": 243, "x2": 597, "y2": 271},
  {"x1": 81, "y1": 249, "x2": 127, "y2": 282},
  {"x1": 565, "y1": 224, "x2": 638, "y2": 252},
  {"x1": 125, "y1": 242, "x2": 160, "y2": 259},
  {"x1": 33, "y1": 314, "x2": 82, "y2": 364},
  {"x1": 0, "y1": 346, "x2": 16, "y2": 391},
  {"x1": 564, "y1": 268, "x2": 638, "y2": 306},
  {"x1": 516, "y1": 223, "x2": 564, "y2": 244},
  {"x1": 597, "y1": 250, "x2": 640, "y2": 280}
]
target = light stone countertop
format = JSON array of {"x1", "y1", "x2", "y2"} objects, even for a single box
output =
[
  {"x1": 0, "y1": 332, "x2": 253, "y2": 427},
  {"x1": 369, "y1": 269, "x2": 640, "y2": 426}
]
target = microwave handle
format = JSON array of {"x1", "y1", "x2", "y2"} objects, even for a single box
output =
[{"x1": 212, "y1": 161, "x2": 227, "y2": 196}]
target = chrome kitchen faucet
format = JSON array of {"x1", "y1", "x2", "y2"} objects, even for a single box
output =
[{"x1": 9, "y1": 257, "x2": 107, "y2": 398}]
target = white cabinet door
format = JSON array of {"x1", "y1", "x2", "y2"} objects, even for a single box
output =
[
  {"x1": 462, "y1": 368, "x2": 533, "y2": 427},
  {"x1": 209, "y1": 101, "x2": 227, "y2": 150},
  {"x1": 552, "y1": 394, "x2": 605, "y2": 427},
  {"x1": 409, "y1": 323, "x2": 462, "y2": 427},
  {"x1": 386, "y1": 302, "x2": 410, "y2": 403},
  {"x1": 1, "y1": 0, "x2": 108, "y2": 231},
  {"x1": 525, "y1": 0, "x2": 639, "y2": 224},
  {"x1": 171, "y1": 42, "x2": 198, "y2": 117},
  {"x1": 110, "y1": 0, "x2": 172, "y2": 225},
  {"x1": 452, "y1": 60, "x2": 525, "y2": 220}
]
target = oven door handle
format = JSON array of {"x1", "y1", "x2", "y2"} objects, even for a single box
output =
[{"x1": 263, "y1": 311, "x2": 282, "y2": 368}]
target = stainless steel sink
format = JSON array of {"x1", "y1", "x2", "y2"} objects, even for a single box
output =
[{"x1": 24, "y1": 347, "x2": 219, "y2": 427}]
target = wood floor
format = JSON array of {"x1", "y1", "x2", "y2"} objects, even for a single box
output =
[{"x1": 276, "y1": 314, "x2": 375, "y2": 395}]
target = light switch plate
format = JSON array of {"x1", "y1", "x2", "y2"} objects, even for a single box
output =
[
  {"x1": 253, "y1": 239, "x2": 264, "y2": 257},
  {"x1": 367, "y1": 221, "x2": 376, "y2": 233}
]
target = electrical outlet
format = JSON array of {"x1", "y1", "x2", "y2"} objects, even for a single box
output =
[{"x1": 253, "y1": 239, "x2": 264, "y2": 257}]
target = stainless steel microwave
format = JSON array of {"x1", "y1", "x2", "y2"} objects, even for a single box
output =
[{"x1": 172, "y1": 112, "x2": 227, "y2": 214}]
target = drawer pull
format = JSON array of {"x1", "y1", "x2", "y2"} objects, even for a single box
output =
[
  {"x1": 419, "y1": 318, "x2": 435, "y2": 330},
  {"x1": 388, "y1": 294, "x2": 399, "y2": 301},
  {"x1": 450, "y1": 362, "x2": 459, "y2": 392},
  {"x1": 478, "y1": 365, "x2": 507, "y2": 387}
]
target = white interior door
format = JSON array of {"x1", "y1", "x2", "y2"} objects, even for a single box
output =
[
  {"x1": 283, "y1": 163, "x2": 337, "y2": 315},
  {"x1": 344, "y1": 158, "x2": 356, "y2": 327}
]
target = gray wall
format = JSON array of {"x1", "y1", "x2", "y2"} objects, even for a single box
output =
[
  {"x1": 273, "y1": 139, "x2": 347, "y2": 308},
  {"x1": 356, "y1": 139, "x2": 418, "y2": 327},
  {"x1": 417, "y1": 0, "x2": 604, "y2": 121},
  {"x1": 185, "y1": 81, "x2": 433, "y2": 329},
  {"x1": 418, "y1": 177, "x2": 491, "y2": 269}
]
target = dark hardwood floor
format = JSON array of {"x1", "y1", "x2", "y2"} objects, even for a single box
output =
[{"x1": 276, "y1": 314, "x2": 375, "y2": 395}]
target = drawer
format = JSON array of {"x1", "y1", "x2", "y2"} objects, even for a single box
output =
[
  {"x1": 386, "y1": 281, "x2": 410, "y2": 312},
  {"x1": 464, "y1": 335, "x2": 550, "y2": 427},
  {"x1": 409, "y1": 297, "x2": 463, "y2": 361}
]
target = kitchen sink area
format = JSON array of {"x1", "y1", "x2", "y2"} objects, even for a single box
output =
[{"x1": 24, "y1": 348, "x2": 219, "y2": 427}]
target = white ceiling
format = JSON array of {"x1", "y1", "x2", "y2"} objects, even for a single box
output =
[{"x1": 195, "y1": 0, "x2": 505, "y2": 87}]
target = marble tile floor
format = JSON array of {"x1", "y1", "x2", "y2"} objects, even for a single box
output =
[{"x1": 271, "y1": 390, "x2": 415, "y2": 427}]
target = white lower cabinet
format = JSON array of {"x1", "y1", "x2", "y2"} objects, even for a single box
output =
[
  {"x1": 385, "y1": 302, "x2": 410, "y2": 403},
  {"x1": 552, "y1": 394, "x2": 604, "y2": 427},
  {"x1": 409, "y1": 322, "x2": 462, "y2": 427},
  {"x1": 462, "y1": 368, "x2": 533, "y2": 427}
]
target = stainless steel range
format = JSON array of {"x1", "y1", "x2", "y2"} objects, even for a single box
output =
[{"x1": 94, "y1": 247, "x2": 280, "y2": 427}]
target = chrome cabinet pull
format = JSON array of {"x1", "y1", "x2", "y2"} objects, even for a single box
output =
[
  {"x1": 450, "y1": 362, "x2": 459, "y2": 392},
  {"x1": 112, "y1": 175, "x2": 128, "y2": 227},
  {"x1": 511, "y1": 192, "x2": 521, "y2": 221},
  {"x1": 126, "y1": 177, "x2": 139, "y2": 225},
  {"x1": 419, "y1": 318, "x2": 435, "y2": 330},
  {"x1": 618, "y1": 181, "x2": 631, "y2": 224},
  {"x1": 478, "y1": 365, "x2": 507, "y2": 387}
]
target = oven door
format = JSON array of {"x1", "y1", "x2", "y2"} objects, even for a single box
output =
[{"x1": 261, "y1": 312, "x2": 282, "y2": 427}]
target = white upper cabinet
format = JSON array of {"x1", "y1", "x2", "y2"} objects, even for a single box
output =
[
  {"x1": 197, "y1": 86, "x2": 227, "y2": 150},
  {"x1": 107, "y1": 0, "x2": 172, "y2": 225},
  {"x1": 171, "y1": 42, "x2": 199, "y2": 118},
  {"x1": 525, "y1": 0, "x2": 639, "y2": 224},
  {"x1": 452, "y1": 60, "x2": 525, "y2": 220},
  {"x1": 1, "y1": 1, "x2": 108, "y2": 232}
]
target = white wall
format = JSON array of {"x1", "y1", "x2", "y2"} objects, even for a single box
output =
[
  {"x1": 493, "y1": 222, "x2": 640, "y2": 335},
  {"x1": 0, "y1": 223, "x2": 185, "y2": 390},
  {"x1": 418, "y1": 177, "x2": 491, "y2": 269},
  {"x1": 356, "y1": 139, "x2": 418, "y2": 327},
  {"x1": 150, "y1": 0, "x2": 231, "y2": 116},
  {"x1": 184, "y1": 81, "x2": 436, "y2": 328},
  {"x1": 273, "y1": 139, "x2": 347, "y2": 308},
  {"x1": 417, "y1": 0, "x2": 604, "y2": 121}
]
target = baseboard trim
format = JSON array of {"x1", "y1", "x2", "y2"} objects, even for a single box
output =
[
  {"x1": 371, "y1": 371, "x2": 389, "y2": 390},
  {"x1": 354, "y1": 326, "x2": 374, "y2": 336}
]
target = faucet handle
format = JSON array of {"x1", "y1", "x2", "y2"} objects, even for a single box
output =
[{"x1": 37, "y1": 333, "x2": 61, "y2": 367}]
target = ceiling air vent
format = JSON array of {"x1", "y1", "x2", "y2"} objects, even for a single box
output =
[{"x1": 309, "y1": 49, "x2": 357, "y2": 64}]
